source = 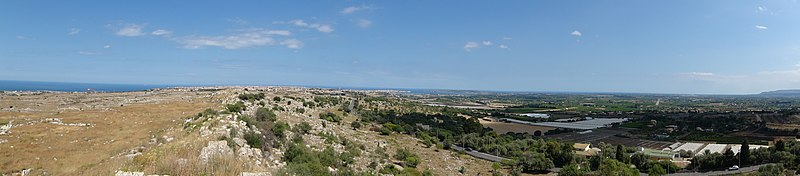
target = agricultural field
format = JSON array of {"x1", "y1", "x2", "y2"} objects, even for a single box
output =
[{"x1": 477, "y1": 118, "x2": 555, "y2": 135}]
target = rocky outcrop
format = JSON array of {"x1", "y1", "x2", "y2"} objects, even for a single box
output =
[{"x1": 199, "y1": 140, "x2": 234, "y2": 163}]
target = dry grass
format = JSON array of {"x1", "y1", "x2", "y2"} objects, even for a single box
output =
[{"x1": 0, "y1": 91, "x2": 218, "y2": 175}]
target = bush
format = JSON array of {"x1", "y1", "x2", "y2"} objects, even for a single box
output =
[
  {"x1": 225, "y1": 102, "x2": 246, "y2": 113},
  {"x1": 255, "y1": 107, "x2": 277, "y2": 122},
  {"x1": 351, "y1": 121, "x2": 362, "y2": 129},
  {"x1": 394, "y1": 148, "x2": 421, "y2": 168},
  {"x1": 197, "y1": 108, "x2": 218, "y2": 118},
  {"x1": 296, "y1": 122, "x2": 312, "y2": 134},
  {"x1": 272, "y1": 121, "x2": 289, "y2": 138},
  {"x1": 244, "y1": 131, "x2": 263, "y2": 149},
  {"x1": 238, "y1": 93, "x2": 265, "y2": 101},
  {"x1": 319, "y1": 112, "x2": 341, "y2": 122},
  {"x1": 239, "y1": 115, "x2": 256, "y2": 127},
  {"x1": 273, "y1": 96, "x2": 282, "y2": 102}
]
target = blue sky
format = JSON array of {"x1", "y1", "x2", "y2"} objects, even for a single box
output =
[{"x1": 2, "y1": 1, "x2": 800, "y2": 94}]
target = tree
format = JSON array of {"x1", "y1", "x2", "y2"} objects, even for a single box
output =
[
  {"x1": 775, "y1": 140, "x2": 786, "y2": 152},
  {"x1": 600, "y1": 158, "x2": 638, "y2": 176},
  {"x1": 630, "y1": 153, "x2": 649, "y2": 170},
  {"x1": 560, "y1": 163, "x2": 586, "y2": 176},
  {"x1": 616, "y1": 144, "x2": 628, "y2": 163},
  {"x1": 758, "y1": 164, "x2": 785, "y2": 176},
  {"x1": 518, "y1": 151, "x2": 554, "y2": 172},
  {"x1": 722, "y1": 148, "x2": 736, "y2": 167},
  {"x1": 648, "y1": 164, "x2": 666, "y2": 176},
  {"x1": 740, "y1": 140, "x2": 750, "y2": 166}
]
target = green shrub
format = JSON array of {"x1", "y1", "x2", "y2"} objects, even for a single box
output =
[
  {"x1": 272, "y1": 121, "x2": 289, "y2": 138},
  {"x1": 238, "y1": 93, "x2": 265, "y2": 101},
  {"x1": 244, "y1": 131, "x2": 263, "y2": 149},
  {"x1": 351, "y1": 121, "x2": 362, "y2": 129},
  {"x1": 319, "y1": 112, "x2": 341, "y2": 122},
  {"x1": 255, "y1": 107, "x2": 277, "y2": 122},
  {"x1": 296, "y1": 122, "x2": 312, "y2": 134},
  {"x1": 225, "y1": 102, "x2": 246, "y2": 113}
]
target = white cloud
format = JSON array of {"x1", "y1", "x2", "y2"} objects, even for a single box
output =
[
  {"x1": 341, "y1": 5, "x2": 372, "y2": 14},
  {"x1": 103, "y1": 45, "x2": 111, "y2": 49},
  {"x1": 357, "y1": 19, "x2": 372, "y2": 28},
  {"x1": 265, "y1": 30, "x2": 291, "y2": 36},
  {"x1": 176, "y1": 29, "x2": 294, "y2": 49},
  {"x1": 757, "y1": 6, "x2": 765, "y2": 12},
  {"x1": 571, "y1": 30, "x2": 582, "y2": 36},
  {"x1": 280, "y1": 39, "x2": 303, "y2": 49},
  {"x1": 686, "y1": 72, "x2": 714, "y2": 76},
  {"x1": 68, "y1": 28, "x2": 80, "y2": 35},
  {"x1": 115, "y1": 24, "x2": 146, "y2": 36},
  {"x1": 317, "y1": 25, "x2": 334, "y2": 33},
  {"x1": 286, "y1": 20, "x2": 334, "y2": 33},
  {"x1": 498, "y1": 45, "x2": 509, "y2": 49},
  {"x1": 464, "y1": 42, "x2": 480, "y2": 52},
  {"x1": 77, "y1": 51, "x2": 102, "y2": 55},
  {"x1": 151, "y1": 29, "x2": 173, "y2": 36},
  {"x1": 755, "y1": 25, "x2": 768, "y2": 30},
  {"x1": 482, "y1": 41, "x2": 493, "y2": 46}
]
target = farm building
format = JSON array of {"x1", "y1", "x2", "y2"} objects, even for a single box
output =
[
  {"x1": 639, "y1": 148, "x2": 677, "y2": 161},
  {"x1": 672, "y1": 142, "x2": 706, "y2": 153},
  {"x1": 696, "y1": 144, "x2": 727, "y2": 155}
]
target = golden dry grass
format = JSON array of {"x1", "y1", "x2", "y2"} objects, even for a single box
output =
[{"x1": 0, "y1": 91, "x2": 217, "y2": 175}]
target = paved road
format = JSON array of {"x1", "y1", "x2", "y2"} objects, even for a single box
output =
[
  {"x1": 665, "y1": 164, "x2": 769, "y2": 176},
  {"x1": 449, "y1": 145, "x2": 508, "y2": 162}
]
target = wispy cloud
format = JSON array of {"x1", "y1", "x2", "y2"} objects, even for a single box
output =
[
  {"x1": 77, "y1": 51, "x2": 102, "y2": 55},
  {"x1": 685, "y1": 72, "x2": 714, "y2": 76},
  {"x1": 755, "y1": 25, "x2": 768, "y2": 30},
  {"x1": 115, "y1": 24, "x2": 146, "y2": 37},
  {"x1": 357, "y1": 19, "x2": 372, "y2": 28},
  {"x1": 284, "y1": 20, "x2": 334, "y2": 33},
  {"x1": 571, "y1": 30, "x2": 582, "y2": 36},
  {"x1": 103, "y1": 45, "x2": 111, "y2": 49},
  {"x1": 341, "y1": 5, "x2": 373, "y2": 14},
  {"x1": 176, "y1": 29, "x2": 296, "y2": 49},
  {"x1": 482, "y1": 41, "x2": 493, "y2": 46},
  {"x1": 151, "y1": 29, "x2": 173, "y2": 36},
  {"x1": 68, "y1": 28, "x2": 80, "y2": 35},
  {"x1": 464, "y1": 42, "x2": 480, "y2": 52},
  {"x1": 498, "y1": 45, "x2": 509, "y2": 49},
  {"x1": 280, "y1": 39, "x2": 303, "y2": 49}
]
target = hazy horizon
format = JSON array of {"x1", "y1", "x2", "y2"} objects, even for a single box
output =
[{"x1": 3, "y1": 1, "x2": 800, "y2": 94}]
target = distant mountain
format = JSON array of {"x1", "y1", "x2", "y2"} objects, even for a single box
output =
[{"x1": 759, "y1": 89, "x2": 800, "y2": 96}]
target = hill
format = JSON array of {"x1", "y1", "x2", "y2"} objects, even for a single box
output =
[{"x1": 759, "y1": 89, "x2": 800, "y2": 97}]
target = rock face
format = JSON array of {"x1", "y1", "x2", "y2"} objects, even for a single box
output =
[
  {"x1": 199, "y1": 140, "x2": 234, "y2": 163},
  {"x1": 240, "y1": 172, "x2": 270, "y2": 176},
  {"x1": 115, "y1": 171, "x2": 145, "y2": 176}
]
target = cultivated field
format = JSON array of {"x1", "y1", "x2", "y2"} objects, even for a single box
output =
[{"x1": 478, "y1": 118, "x2": 555, "y2": 135}]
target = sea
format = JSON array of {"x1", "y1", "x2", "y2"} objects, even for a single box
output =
[
  {"x1": 0, "y1": 80, "x2": 169, "y2": 92},
  {"x1": 0, "y1": 80, "x2": 495, "y2": 95}
]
